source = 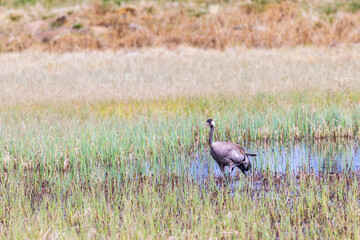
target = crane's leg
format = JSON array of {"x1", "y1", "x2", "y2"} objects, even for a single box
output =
[
  {"x1": 219, "y1": 165, "x2": 225, "y2": 178},
  {"x1": 228, "y1": 164, "x2": 235, "y2": 182}
]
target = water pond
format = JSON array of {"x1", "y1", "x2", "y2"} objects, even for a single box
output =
[{"x1": 188, "y1": 140, "x2": 360, "y2": 180}]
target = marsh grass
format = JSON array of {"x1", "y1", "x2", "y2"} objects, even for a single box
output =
[
  {"x1": 1, "y1": 90, "x2": 360, "y2": 238},
  {"x1": 1, "y1": 48, "x2": 360, "y2": 238},
  {"x1": 1, "y1": 164, "x2": 360, "y2": 238}
]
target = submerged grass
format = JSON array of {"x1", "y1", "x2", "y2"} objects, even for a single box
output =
[
  {"x1": 1, "y1": 48, "x2": 360, "y2": 238},
  {"x1": 2, "y1": 166, "x2": 360, "y2": 238}
]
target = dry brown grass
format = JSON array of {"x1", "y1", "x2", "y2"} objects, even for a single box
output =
[
  {"x1": 1, "y1": 47, "x2": 359, "y2": 104},
  {"x1": 1, "y1": 1, "x2": 360, "y2": 52}
]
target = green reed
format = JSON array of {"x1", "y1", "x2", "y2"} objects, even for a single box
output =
[
  {"x1": 3, "y1": 167, "x2": 359, "y2": 238},
  {"x1": 0, "y1": 91, "x2": 360, "y2": 238}
]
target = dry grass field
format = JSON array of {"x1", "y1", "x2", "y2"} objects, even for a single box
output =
[
  {"x1": 1, "y1": 0, "x2": 360, "y2": 52},
  {"x1": 1, "y1": 47, "x2": 360, "y2": 104}
]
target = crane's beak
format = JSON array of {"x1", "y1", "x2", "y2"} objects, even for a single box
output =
[{"x1": 204, "y1": 123, "x2": 209, "y2": 127}]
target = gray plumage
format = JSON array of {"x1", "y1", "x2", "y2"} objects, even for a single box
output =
[{"x1": 206, "y1": 119, "x2": 255, "y2": 177}]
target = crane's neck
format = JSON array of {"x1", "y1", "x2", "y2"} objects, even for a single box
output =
[{"x1": 208, "y1": 126, "x2": 215, "y2": 146}]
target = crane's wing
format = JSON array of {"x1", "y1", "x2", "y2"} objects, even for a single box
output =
[
  {"x1": 228, "y1": 144, "x2": 247, "y2": 164},
  {"x1": 234, "y1": 144, "x2": 257, "y2": 157}
]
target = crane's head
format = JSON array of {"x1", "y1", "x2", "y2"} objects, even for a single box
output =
[{"x1": 205, "y1": 119, "x2": 215, "y2": 128}]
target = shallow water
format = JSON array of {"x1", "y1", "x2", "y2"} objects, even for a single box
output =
[{"x1": 188, "y1": 140, "x2": 360, "y2": 180}]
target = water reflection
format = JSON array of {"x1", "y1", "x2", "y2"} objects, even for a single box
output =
[{"x1": 189, "y1": 140, "x2": 360, "y2": 180}]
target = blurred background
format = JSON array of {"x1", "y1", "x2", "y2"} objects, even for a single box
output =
[{"x1": 0, "y1": 0, "x2": 360, "y2": 51}]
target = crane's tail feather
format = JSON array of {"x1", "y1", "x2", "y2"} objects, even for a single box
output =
[{"x1": 245, "y1": 153, "x2": 257, "y2": 157}]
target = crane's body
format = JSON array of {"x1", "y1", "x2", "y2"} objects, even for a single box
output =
[{"x1": 206, "y1": 119, "x2": 255, "y2": 176}]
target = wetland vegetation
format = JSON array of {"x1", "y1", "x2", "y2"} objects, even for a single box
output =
[{"x1": 1, "y1": 47, "x2": 360, "y2": 238}]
